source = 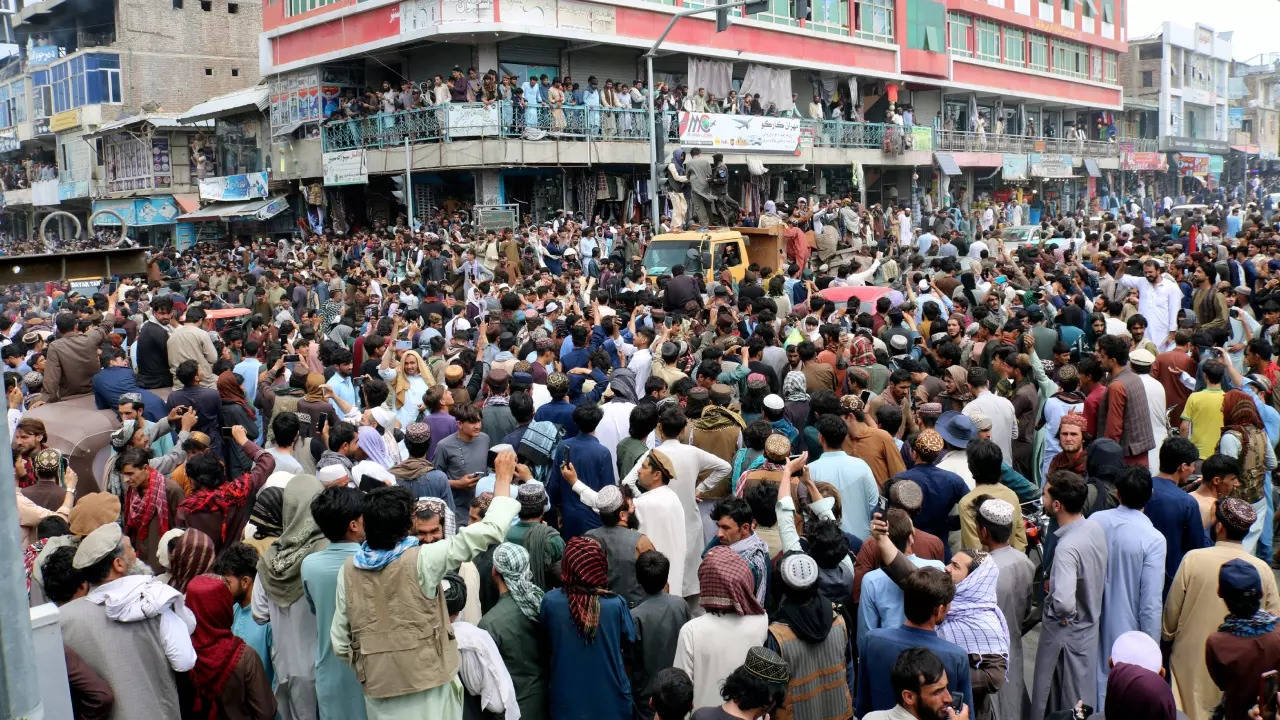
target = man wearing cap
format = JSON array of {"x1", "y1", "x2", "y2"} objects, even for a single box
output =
[
  {"x1": 1164, "y1": 497, "x2": 1280, "y2": 720},
  {"x1": 507, "y1": 481, "x2": 565, "y2": 590},
  {"x1": 1206, "y1": 559, "x2": 1280, "y2": 720},
  {"x1": 59, "y1": 523, "x2": 196, "y2": 719},
  {"x1": 42, "y1": 288, "x2": 118, "y2": 402},
  {"x1": 764, "y1": 552, "x2": 853, "y2": 720},
  {"x1": 1126, "y1": 347, "x2": 1169, "y2": 469}
]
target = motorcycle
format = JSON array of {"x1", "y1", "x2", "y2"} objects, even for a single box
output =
[{"x1": 1021, "y1": 499, "x2": 1051, "y2": 635}]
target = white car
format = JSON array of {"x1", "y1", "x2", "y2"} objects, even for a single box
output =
[
  {"x1": 1000, "y1": 225, "x2": 1083, "y2": 253},
  {"x1": 1169, "y1": 203, "x2": 1208, "y2": 220}
]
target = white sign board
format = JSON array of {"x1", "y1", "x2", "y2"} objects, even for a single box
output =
[
  {"x1": 678, "y1": 112, "x2": 802, "y2": 154},
  {"x1": 447, "y1": 104, "x2": 502, "y2": 138},
  {"x1": 323, "y1": 149, "x2": 368, "y2": 186},
  {"x1": 400, "y1": 0, "x2": 440, "y2": 32}
]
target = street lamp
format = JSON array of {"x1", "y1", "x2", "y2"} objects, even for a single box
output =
[{"x1": 644, "y1": 0, "x2": 768, "y2": 229}]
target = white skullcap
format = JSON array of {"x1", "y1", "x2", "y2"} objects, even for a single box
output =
[
  {"x1": 763, "y1": 394, "x2": 785, "y2": 411},
  {"x1": 594, "y1": 485, "x2": 625, "y2": 513},
  {"x1": 978, "y1": 498, "x2": 1015, "y2": 526},
  {"x1": 779, "y1": 553, "x2": 819, "y2": 590},
  {"x1": 317, "y1": 465, "x2": 349, "y2": 485},
  {"x1": 1110, "y1": 631, "x2": 1162, "y2": 674}
]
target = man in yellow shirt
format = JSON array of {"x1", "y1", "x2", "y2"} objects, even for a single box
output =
[{"x1": 1181, "y1": 359, "x2": 1227, "y2": 459}]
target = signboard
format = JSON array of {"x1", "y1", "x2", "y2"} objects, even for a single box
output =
[
  {"x1": 322, "y1": 149, "x2": 368, "y2": 186},
  {"x1": 1028, "y1": 153, "x2": 1074, "y2": 178},
  {"x1": 58, "y1": 180, "x2": 88, "y2": 200},
  {"x1": 91, "y1": 196, "x2": 183, "y2": 226},
  {"x1": 199, "y1": 171, "x2": 270, "y2": 201},
  {"x1": 69, "y1": 277, "x2": 103, "y2": 294},
  {"x1": 1209, "y1": 155, "x2": 1224, "y2": 174},
  {"x1": 911, "y1": 126, "x2": 933, "y2": 152},
  {"x1": 49, "y1": 108, "x2": 79, "y2": 133},
  {"x1": 0, "y1": 128, "x2": 17, "y2": 153},
  {"x1": 1229, "y1": 107, "x2": 1244, "y2": 130},
  {"x1": 678, "y1": 112, "x2": 802, "y2": 154},
  {"x1": 447, "y1": 104, "x2": 501, "y2": 138},
  {"x1": 1175, "y1": 152, "x2": 1210, "y2": 177},
  {"x1": 27, "y1": 45, "x2": 61, "y2": 67},
  {"x1": 1001, "y1": 153, "x2": 1028, "y2": 181},
  {"x1": 475, "y1": 204, "x2": 519, "y2": 233},
  {"x1": 1118, "y1": 143, "x2": 1169, "y2": 171}
]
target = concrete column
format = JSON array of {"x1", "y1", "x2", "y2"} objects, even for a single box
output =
[
  {"x1": 477, "y1": 43, "x2": 498, "y2": 74},
  {"x1": 476, "y1": 169, "x2": 502, "y2": 205}
]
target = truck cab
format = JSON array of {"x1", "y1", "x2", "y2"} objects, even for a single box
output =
[{"x1": 642, "y1": 226, "x2": 783, "y2": 287}]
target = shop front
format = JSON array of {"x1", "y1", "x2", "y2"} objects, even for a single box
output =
[
  {"x1": 90, "y1": 194, "x2": 199, "y2": 249},
  {"x1": 175, "y1": 195, "x2": 292, "y2": 246}
]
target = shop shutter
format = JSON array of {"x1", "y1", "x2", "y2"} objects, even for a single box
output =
[
  {"x1": 498, "y1": 39, "x2": 564, "y2": 68},
  {"x1": 566, "y1": 47, "x2": 642, "y2": 86}
]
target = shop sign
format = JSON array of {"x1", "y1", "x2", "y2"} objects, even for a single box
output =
[
  {"x1": 1028, "y1": 153, "x2": 1073, "y2": 178},
  {"x1": 678, "y1": 112, "x2": 802, "y2": 154},
  {"x1": 322, "y1": 149, "x2": 368, "y2": 186},
  {"x1": 49, "y1": 108, "x2": 80, "y2": 133},
  {"x1": 27, "y1": 45, "x2": 62, "y2": 67},
  {"x1": 1001, "y1": 153, "x2": 1028, "y2": 181},
  {"x1": 1175, "y1": 153, "x2": 1210, "y2": 177},
  {"x1": 911, "y1": 126, "x2": 932, "y2": 152},
  {"x1": 447, "y1": 103, "x2": 501, "y2": 138},
  {"x1": 1118, "y1": 143, "x2": 1168, "y2": 171},
  {"x1": 1209, "y1": 155, "x2": 1224, "y2": 174},
  {"x1": 198, "y1": 171, "x2": 270, "y2": 201},
  {"x1": 0, "y1": 128, "x2": 16, "y2": 153}
]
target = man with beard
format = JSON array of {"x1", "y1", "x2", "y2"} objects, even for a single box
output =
[
  {"x1": 59, "y1": 523, "x2": 196, "y2": 719},
  {"x1": 12, "y1": 417, "x2": 47, "y2": 488},
  {"x1": 582, "y1": 484, "x2": 656, "y2": 606},
  {"x1": 1048, "y1": 412, "x2": 1088, "y2": 476},
  {"x1": 1097, "y1": 334, "x2": 1156, "y2": 467}
]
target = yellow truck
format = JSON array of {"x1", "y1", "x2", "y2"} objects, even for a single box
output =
[{"x1": 641, "y1": 225, "x2": 784, "y2": 287}]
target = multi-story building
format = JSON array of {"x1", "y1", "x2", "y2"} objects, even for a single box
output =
[
  {"x1": 1227, "y1": 56, "x2": 1280, "y2": 189},
  {"x1": 260, "y1": 0, "x2": 1131, "y2": 224},
  {"x1": 1118, "y1": 21, "x2": 1232, "y2": 196},
  {"x1": 0, "y1": 0, "x2": 261, "y2": 244}
]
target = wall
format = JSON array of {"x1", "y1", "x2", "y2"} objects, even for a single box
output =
[{"x1": 115, "y1": 0, "x2": 262, "y2": 114}]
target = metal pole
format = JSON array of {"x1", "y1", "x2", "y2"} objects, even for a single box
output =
[
  {"x1": 0, "y1": 389, "x2": 42, "y2": 718},
  {"x1": 404, "y1": 135, "x2": 414, "y2": 227},
  {"x1": 647, "y1": 54, "x2": 660, "y2": 230},
  {"x1": 645, "y1": 0, "x2": 751, "y2": 233}
]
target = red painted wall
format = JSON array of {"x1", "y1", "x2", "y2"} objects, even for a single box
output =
[
  {"x1": 263, "y1": 0, "x2": 358, "y2": 32},
  {"x1": 269, "y1": 3, "x2": 402, "y2": 67},
  {"x1": 951, "y1": 60, "x2": 1121, "y2": 106},
  {"x1": 946, "y1": 0, "x2": 1127, "y2": 53}
]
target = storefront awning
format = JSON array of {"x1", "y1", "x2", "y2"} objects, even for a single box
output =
[
  {"x1": 935, "y1": 152, "x2": 961, "y2": 176},
  {"x1": 1083, "y1": 158, "x2": 1101, "y2": 177},
  {"x1": 177, "y1": 196, "x2": 289, "y2": 222}
]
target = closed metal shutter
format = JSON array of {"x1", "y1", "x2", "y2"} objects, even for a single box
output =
[
  {"x1": 498, "y1": 39, "x2": 564, "y2": 67},
  {"x1": 565, "y1": 47, "x2": 641, "y2": 86}
]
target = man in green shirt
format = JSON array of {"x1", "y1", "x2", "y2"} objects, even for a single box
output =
[
  {"x1": 506, "y1": 481, "x2": 565, "y2": 589},
  {"x1": 618, "y1": 403, "x2": 659, "y2": 480}
]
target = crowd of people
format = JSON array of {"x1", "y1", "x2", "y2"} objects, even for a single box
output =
[{"x1": 11, "y1": 184, "x2": 1280, "y2": 720}]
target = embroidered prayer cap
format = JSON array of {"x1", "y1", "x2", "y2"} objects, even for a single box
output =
[
  {"x1": 73, "y1": 522, "x2": 122, "y2": 569},
  {"x1": 546, "y1": 372, "x2": 569, "y2": 393},
  {"x1": 978, "y1": 498, "x2": 1015, "y2": 526},
  {"x1": 594, "y1": 485, "x2": 625, "y2": 514},
  {"x1": 779, "y1": 553, "x2": 819, "y2": 590},
  {"x1": 887, "y1": 479, "x2": 924, "y2": 513},
  {"x1": 33, "y1": 448, "x2": 61, "y2": 474},
  {"x1": 840, "y1": 394, "x2": 865, "y2": 415},
  {"x1": 965, "y1": 410, "x2": 993, "y2": 431},
  {"x1": 743, "y1": 646, "x2": 791, "y2": 685},
  {"x1": 912, "y1": 429, "x2": 945, "y2": 456},
  {"x1": 917, "y1": 402, "x2": 942, "y2": 421},
  {"x1": 1217, "y1": 497, "x2": 1257, "y2": 536},
  {"x1": 763, "y1": 433, "x2": 792, "y2": 462},
  {"x1": 1059, "y1": 412, "x2": 1088, "y2": 431},
  {"x1": 516, "y1": 481, "x2": 547, "y2": 515},
  {"x1": 1056, "y1": 364, "x2": 1078, "y2": 383},
  {"x1": 404, "y1": 423, "x2": 431, "y2": 444}
]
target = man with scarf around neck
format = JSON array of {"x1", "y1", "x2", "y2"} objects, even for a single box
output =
[
  {"x1": 704, "y1": 496, "x2": 771, "y2": 607},
  {"x1": 1047, "y1": 411, "x2": 1088, "y2": 477},
  {"x1": 184, "y1": 574, "x2": 277, "y2": 720},
  {"x1": 1206, "y1": 559, "x2": 1280, "y2": 720},
  {"x1": 1088, "y1": 466, "x2": 1166, "y2": 709},
  {"x1": 388, "y1": 422, "x2": 455, "y2": 515},
  {"x1": 542, "y1": 535, "x2": 638, "y2": 720},
  {"x1": 478, "y1": 543, "x2": 549, "y2": 720},
  {"x1": 116, "y1": 445, "x2": 186, "y2": 570},
  {"x1": 177, "y1": 424, "x2": 276, "y2": 554},
  {"x1": 1040, "y1": 367, "x2": 1085, "y2": 480},
  {"x1": 1164, "y1": 497, "x2": 1280, "y2": 720},
  {"x1": 330, "y1": 451, "x2": 518, "y2": 720}
]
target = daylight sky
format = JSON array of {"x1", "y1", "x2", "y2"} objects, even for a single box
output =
[{"x1": 1128, "y1": 0, "x2": 1280, "y2": 62}]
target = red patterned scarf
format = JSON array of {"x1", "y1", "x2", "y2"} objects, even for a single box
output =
[
  {"x1": 185, "y1": 575, "x2": 247, "y2": 720},
  {"x1": 561, "y1": 536, "x2": 613, "y2": 643},
  {"x1": 177, "y1": 472, "x2": 254, "y2": 545},
  {"x1": 124, "y1": 468, "x2": 171, "y2": 544}
]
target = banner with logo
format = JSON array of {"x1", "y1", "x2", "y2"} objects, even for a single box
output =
[
  {"x1": 679, "y1": 112, "x2": 802, "y2": 154},
  {"x1": 447, "y1": 103, "x2": 501, "y2": 138},
  {"x1": 1118, "y1": 143, "x2": 1168, "y2": 171},
  {"x1": 323, "y1": 150, "x2": 368, "y2": 186},
  {"x1": 199, "y1": 171, "x2": 270, "y2": 201},
  {"x1": 1028, "y1": 153, "x2": 1074, "y2": 178},
  {"x1": 911, "y1": 126, "x2": 933, "y2": 152},
  {"x1": 1001, "y1": 154, "x2": 1028, "y2": 181},
  {"x1": 1175, "y1": 153, "x2": 1210, "y2": 177}
]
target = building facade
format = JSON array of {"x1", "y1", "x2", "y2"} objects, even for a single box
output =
[
  {"x1": 0, "y1": 0, "x2": 261, "y2": 245},
  {"x1": 259, "y1": 0, "x2": 1134, "y2": 224}
]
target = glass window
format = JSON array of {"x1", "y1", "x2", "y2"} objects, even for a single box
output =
[
  {"x1": 975, "y1": 19, "x2": 999, "y2": 61},
  {"x1": 1004, "y1": 27, "x2": 1024, "y2": 65},
  {"x1": 948, "y1": 12, "x2": 971, "y2": 56},
  {"x1": 856, "y1": 0, "x2": 894, "y2": 42},
  {"x1": 809, "y1": 0, "x2": 849, "y2": 36},
  {"x1": 287, "y1": 0, "x2": 342, "y2": 16},
  {"x1": 1052, "y1": 39, "x2": 1086, "y2": 78},
  {"x1": 1091, "y1": 48, "x2": 1102, "y2": 79},
  {"x1": 1028, "y1": 34, "x2": 1048, "y2": 70},
  {"x1": 1105, "y1": 51, "x2": 1117, "y2": 83}
]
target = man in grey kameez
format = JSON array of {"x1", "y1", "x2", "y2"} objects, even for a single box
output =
[
  {"x1": 685, "y1": 148, "x2": 713, "y2": 228},
  {"x1": 1031, "y1": 470, "x2": 1108, "y2": 719},
  {"x1": 974, "y1": 496, "x2": 1035, "y2": 720}
]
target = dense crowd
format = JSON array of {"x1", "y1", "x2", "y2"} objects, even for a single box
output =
[{"x1": 12, "y1": 185, "x2": 1280, "y2": 720}]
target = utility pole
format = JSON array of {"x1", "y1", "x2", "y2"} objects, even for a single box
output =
[
  {"x1": 645, "y1": 0, "x2": 767, "y2": 230},
  {"x1": 0, "y1": 390, "x2": 42, "y2": 718}
]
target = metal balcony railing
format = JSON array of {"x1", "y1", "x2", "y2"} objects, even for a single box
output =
[{"x1": 320, "y1": 101, "x2": 1137, "y2": 161}]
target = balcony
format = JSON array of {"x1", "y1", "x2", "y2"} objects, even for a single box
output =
[
  {"x1": 933, "y1": 129, "x2": 1121, "y2": 158},
  {"x1": 321, "y1": 102, "x2": 910, "y2": 155}
]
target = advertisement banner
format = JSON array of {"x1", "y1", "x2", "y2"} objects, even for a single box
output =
[
  {"x1": 31, "y1": 179, "x2": 58, "y2": 206},
  {"x1": 1028, "y1": 153, "x2": 1074, "y2": 178},
  {"x1": 199, "y1": 172, "x2": 270, "y2": 201},
  {"x1": 679, "y1": 112, "x2": 802, "y2": 154},
  {"x1": 92, "y1": 196, "x2": 183, "y2": 226},
  {"x1": 1121, "y1": 149, "x2": 1168, "y2": 171},
  {"x1": 323, "y1": 150, "x2": 368, "y2": 186},
  {"x1": 49, "y1": 108, "x2": 80, "y2": 133},
  {"x1": 1175, "y1": 153, "x2": 1210, "y2": 177},
  {"x1": 1209, "y1": 155, "x2": 1224, "y2": 174},
  {"x1": 1229, "y1": 107, "x2": 1244, "y2": 130},
  {"x1": 911, "y1": 126, "x2": 933, "y2": 152},
  {"x1": 447, "y1": 104, "x2": 501, "y2": 138},
  {"x1": 1001, "y1": 154, "x2": 1029, "y2": 181}
]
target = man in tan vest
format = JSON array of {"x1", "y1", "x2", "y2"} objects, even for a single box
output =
[{"x1": 331, "y1": 450, "x2": 520, "y2": 714}]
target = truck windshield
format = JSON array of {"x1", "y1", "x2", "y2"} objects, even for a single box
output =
[{"x1": 643, "y1": 241, "x2": 703, "y2": 275}]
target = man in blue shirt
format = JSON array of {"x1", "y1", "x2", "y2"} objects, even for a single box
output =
[
  {"x1": 534, "y1": 372, "x2": 580, "y2": 437},
  {"x1": 325, "y1": 347, "x2": 360, "y2": 416},
  {"x1": 1144, "y1": 436, "x2": 1210, "y2": 596},
  {"x1": 857, "y1": 565, "x2": 972, "y2": 717},
  {"x1": 858, "y1": 507, "x2": 945, "y2": 640},
  {"x1": 545, "y1": 403, "x2": 615, "y2": 539},
  {"x1": 560, "y1": 325, "x2": 591, "y2": 371}
]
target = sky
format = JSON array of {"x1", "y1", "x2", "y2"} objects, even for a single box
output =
[{"x1": 1128, "y1": 0, "x2": 1280, "y2": 62}]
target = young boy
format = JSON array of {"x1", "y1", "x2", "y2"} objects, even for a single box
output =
[{"x1": 631, "y1": 550, "x2": 691, "y2": 720}]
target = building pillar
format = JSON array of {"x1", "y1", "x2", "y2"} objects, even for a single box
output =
[
  {"x1": 477, "y1": 43, "x2": 498, "y2": 75},
  {"x1": 476, "y1": 169, "x2": 501, "y2": 205}
]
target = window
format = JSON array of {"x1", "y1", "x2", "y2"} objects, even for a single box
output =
[
  {"x1": 231, "y1": 68, "x2": 239, "y2": 77},
  {"x1": 975, "y1": 19, "x2": 999, "y2": 61},
  {"x1": 1080, "y1": 0, "x2": 1091, "y2": 16},
  {"x1": 103, "y1": 133, "x2": 152, "y2": 192},
  {"x1": 1061, "y1": 0, "x2": 1073, "y2": 10},
  {"x1": 200, "y1": 0, "x2": 211, "y2": 9},
  {"x1": 1138, "y1": 43, "x2": 1162, "y2": 60},
  {"x1": 1142, "y1": 70, "x2": 1153, "y2": 87},
  {"x1": 1104, "y1": 51, "x2": 1117, "y2": 83},
  {"x1": 205, "y1": 68, "x2": 213, "y2": 76},
  {"x1": 948, "y1": 12, "x2": 971, "y2": 56},
  {"x1": 856, "y1": 0, "x2": 894, "y2": 42},
  {"x1": 1028, "y1": 32, "x2": 1048, "y2": 70},
  {"x1": 1052, "y1": 39, "x2": 1086, "y2": 78},
  {"x1": 1091, "y1": 48, "x2": 1102, "y2": 79},
  {"x1": 286, "y1": 0, "x2": 342, "y2": 16},
  {"x1": 1100, "y1": 0, "x2": 1113, "y2": 22},
  {"x1": 1004, "y1": 27, "x2": 1024, "y2": 65},
  {"x1": 228, "y1": 2, "x2": 238, "y2": 11},
  {"x1": 173, "y1": 0, "x2": 182, "y2": 6}
]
